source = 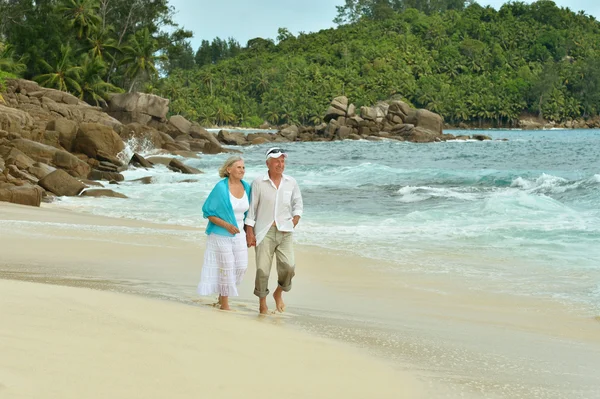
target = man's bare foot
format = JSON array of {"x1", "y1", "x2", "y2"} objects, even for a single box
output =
[
  {"x1": 220, "y1": 295, "x2": 230, "y2": 311},
  {"x1": 273, "y1": 286, "x2": 285, "y2": 313},
  {"x1": 259, "y1": 297, "x2": 269, "y2": 315}
]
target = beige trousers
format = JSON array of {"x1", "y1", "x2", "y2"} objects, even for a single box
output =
[{"x1": 254, "y1": 226, "x2": 295, "y2": 298}]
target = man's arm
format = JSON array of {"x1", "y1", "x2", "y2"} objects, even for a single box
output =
[
  {"x1": 245, "y1": 180, "x2": 259, "y2": 246},
  {"x1": 291, "y1": 180, "x2": 303, "y2": 227}
]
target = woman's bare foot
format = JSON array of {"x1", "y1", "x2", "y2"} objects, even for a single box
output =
[
  {"x1": 273, "y1": 286, "x2": 285, "y2": 312},
  {"x1": 259, "y1": 297, "x2": 269, "y2": 315},
  {"x1": 220, "y1": 295, "x2": 230, "y2": 310}
]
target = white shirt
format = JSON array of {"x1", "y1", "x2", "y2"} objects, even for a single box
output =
[
  {"x1": 245, "y1": 173, "x2": 303, "y2": 245},
  {"x1": 229, "y1": 192, "x2": 249, "y2": 232}
]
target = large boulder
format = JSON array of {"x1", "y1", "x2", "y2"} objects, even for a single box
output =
[
  {"x1": 279, "y1": 125, "x2": 299, "y2": 141},
  {"x1": 73, "y1": 122, "x2": 125, "y2": 158},
  {"x1": 27, "y1": 162, "x2": 56, "y2": 179},
  {"x1": 0, "y1": 104, "x2": 34, "y2": 134},
  {"x1": 129, "y1": 153, "x2": 153, "y2": 168},
  {"x1": 46, "y1": 119, "x2": 78, "y2": 151},
  {"x1": 395, "y1": 126, "x2": 439, "y2": 143},
  {"x1": 107, "y1": 92, "x2": 169, "y2": 123},
  {"x1": 6, "y1": 79, "x2": 121, "y2": 130},
  {"x1": 202, "y1": 141, "x2": 224, "y2": 155},
  {"x1": 10, "y1": 139, "x2": 90, "y2": 178},
  {"x1": 415, "y1": 109, "x2": 443, "y2": 135},
  {"x1": 120, "y1": 123, "x2": 164, "y2": 150},
  {"x1": 88, "y1": 170, "x2": 124, "y2": 182},
  {"x1": 388, "y1": 100, "x2": 411, "y2": 117},
  {"x1": 38, "y1": 169, "x2": 86, "y2": 196},
  {"x1": 360, "y1": 106, "x2": 377, "y2": 122},
  {"x1": 217, "y1": 130, "x2": 247, "y2": 146},
  {"x1": 324, "y1": 106, "x2": 346, "y2": 122},
  {"x1": 324, "y1": 96, "x2": 349, "y2": 122},
  {"x1": 190, "y1": 124, "x2": 222, "y2": 147},
  {"x1": 169, "y1": 158, "x2": 202, "y2": 174},
  {"x1": 169, "y1": 115, "x2": 192, "y2": 134},
  {"x1": 0, "y1": 185, "x2": 43, "y2": 207},
  {"x1": 331, "y1": 96, "x2": 348, "y2": 112}
]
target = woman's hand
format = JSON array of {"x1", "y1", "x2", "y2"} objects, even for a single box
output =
[{"x1": 226, "y1": 223, "x2": 240, "y2": 235}]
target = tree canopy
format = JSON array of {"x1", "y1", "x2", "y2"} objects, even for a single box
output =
[
  {"x1": 153, "y1": 0, "x2": 600, "y2": 127},
  {"x1": 2, "y1": 0, "x2": 600, "y2": 127}
]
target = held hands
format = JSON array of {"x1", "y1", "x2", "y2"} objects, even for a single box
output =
[{"x1": 246, "y1": 226, "x2": 256, "y2": 248}]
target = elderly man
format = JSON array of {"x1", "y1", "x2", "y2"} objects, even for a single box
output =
[{"x1": 245, "y1": 147, "x2": 303, "y2": 314}]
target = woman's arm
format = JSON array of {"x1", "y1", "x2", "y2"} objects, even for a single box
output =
[{"x1": 208, "y1": 216, "x2": 240, "y2": 235}]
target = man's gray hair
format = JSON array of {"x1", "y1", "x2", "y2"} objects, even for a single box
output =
[{"x1": 219, "y1": 156, "x2": 243, "y2": 178}]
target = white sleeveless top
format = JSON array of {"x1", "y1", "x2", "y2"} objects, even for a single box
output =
[{"x1": 230, "y1": 192, "x2": 249, "y2": 232}]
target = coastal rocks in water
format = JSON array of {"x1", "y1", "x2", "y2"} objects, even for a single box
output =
[
  {"x1": 279, "y1": 125, "x2": 299, "y2": 141},
  {"x1": 217, "y1": 130, "x2": 246, "y2": 146},
  {"x1": 129, "y1": 153, "x2": 153, "y2": 169},
  {"x1": 38, "y1": 169, "x2": 86, "y2": 196},
  {"x1": 472, "y1": 134, "x2": 492, "y2": 141},
  {"x1": 169, "y1": 158, "x2": 202, "y2": 174},
  {"x1": 145, "y1": 156, "x2": 174, "y2": 166},
  {"x1": 202, "y1": 141, "x2": 225, "y2": 154},
  {"x1": 415, "y1": 109, "x2": 443, "y2": 135},
  {"x1": 519, "y1": 118, "x2": 544, "y2": 130},
  {"x1": 80, "y1": 189, "x2": 128, "y2": 199},
  {"x1": 132, "y1": 176, "x2": 153, "y2": 184},
  {"x1": 88, "y1": 170, "x2": 124, "y2": 182}
]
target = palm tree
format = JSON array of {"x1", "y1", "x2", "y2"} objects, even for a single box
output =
[
  {"x1": 34, "y1": 45, "x2": 82, "y2": 94},
  {"x1": 78, "y1": 54, "x2": 122, "y2": 106},
  {"x1": 59, "y1": 0, "x2": 102, "y2": 39},
  {"x1": 87, "y1": 26, "x2": 120, "y2": 62},
  {"x1": 120, "y1": 28, "x2": 166, "y2": 92},
  {"x1": 0, "y1": 42, "x2": 27, "y2": 75}
]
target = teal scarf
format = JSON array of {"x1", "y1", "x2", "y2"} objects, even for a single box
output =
[{"x1": 202, "y1": 178, "x2": 251, "y2": 237}]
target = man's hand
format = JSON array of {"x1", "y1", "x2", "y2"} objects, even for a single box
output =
[
  {"x1": 292, "y1": 215, "x2": 301, "y2": 228},
  {"x1": 246, "y1": 226, "x2": 256, "y2": 247}
]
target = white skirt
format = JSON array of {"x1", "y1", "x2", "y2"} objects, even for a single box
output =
[{"x1": 197, "y1": 233, "x2": 248, "y2": 297}]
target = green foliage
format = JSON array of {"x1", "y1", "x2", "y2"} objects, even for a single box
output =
[
  {"x1": 0, "y1": 0, "x2": 184, "y2": 102},
  {"x1": 154, "y1": 0, "x2": 600, "y2": 127},
  {"x1": 194, "y1": 37, "x2": 242, "y2": 67}
]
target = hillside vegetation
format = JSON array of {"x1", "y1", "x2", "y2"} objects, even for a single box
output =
[{"x1": 2, "y1": 0, "x2": 599, "y2": 128}]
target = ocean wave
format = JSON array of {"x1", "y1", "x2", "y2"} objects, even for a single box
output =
[
  {"x1": 396, "y1": 185, "x2": 480, "y2": 203},
  {"x1": 510, "y1": 173, "x2": 600, "y2": 196}
]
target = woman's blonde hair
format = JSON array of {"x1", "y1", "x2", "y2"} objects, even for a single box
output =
[{"x1": 219, "y1": 156, "x2": 244, "y2": 178}]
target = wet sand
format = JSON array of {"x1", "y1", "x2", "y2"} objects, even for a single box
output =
[{"x1": 1, "y1": 202, "x2": 599, "y2": 398}]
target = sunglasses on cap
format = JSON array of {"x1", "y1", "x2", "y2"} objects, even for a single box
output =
[{"x1": 266, "y1": 148, "x2": 286, "y2": 156}]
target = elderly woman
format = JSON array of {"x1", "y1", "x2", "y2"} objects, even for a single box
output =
[{"x1": 197, "y1": 156, "x2": 251, "y2": 310}]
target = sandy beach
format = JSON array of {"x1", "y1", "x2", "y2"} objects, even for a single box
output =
[
  {"x1": 0, "y1": 202, "x2": 422, "y2": 399},
  {"x1": 1, "y1": 202, "x2": 600, "y2": 399}
]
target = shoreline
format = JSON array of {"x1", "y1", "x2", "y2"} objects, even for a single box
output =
[{"x1": 2, "y1": 202, "x2": 600, "y2": 398}]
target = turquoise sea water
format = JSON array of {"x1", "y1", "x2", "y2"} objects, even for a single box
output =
[{"x1": 56, "y1": 129, "x2": 600, "y2": 314}]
